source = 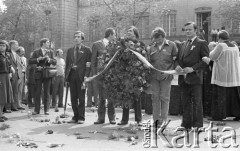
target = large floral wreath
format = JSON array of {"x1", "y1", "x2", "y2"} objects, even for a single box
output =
[{"x1": 101, "y1": 38, "x2": 151, "y2": 107}]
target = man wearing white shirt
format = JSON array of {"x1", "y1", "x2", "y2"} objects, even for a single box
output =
[
  {"x1": 5, "y1": 40, "x2": 23, "y2": 112},
  {"x1": 29, "y1": 38, "x2": 56, "y2": 115},
  {"x1": 51, "y1": 49, "x2": 65, "y2": 112},
  {"x1": 92, "y1": 28, "x2": 116, "y2": 125},
  {"x1": 16, "y1": 46, "x2": 27, "y2": 109}
]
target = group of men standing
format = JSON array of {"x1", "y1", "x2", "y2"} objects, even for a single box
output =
[
  {"x1": 7, "y1": 21, "x2": 209, "y2": 131},
  {"x1": 4, "y1": 40, "x2": 27, "y2": 113},
  {"x1": 58, "y1": 21, "x2": 209, "y2": 130}
]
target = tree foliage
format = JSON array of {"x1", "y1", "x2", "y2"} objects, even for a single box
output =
[
  {"x1": 214, "y1": 0, "x2": 240, "y2": 32},
  {"x1": 0, "y1": 0, "x2": 56, "y2": 56}
]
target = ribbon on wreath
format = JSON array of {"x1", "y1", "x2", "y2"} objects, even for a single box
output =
[{"x1": 85, "y1": 48, "x2": 185, "y2": 82}]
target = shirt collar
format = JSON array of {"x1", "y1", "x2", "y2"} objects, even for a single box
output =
[
  {"x1": 188, "y1": 36, "x2": 197, "y2": 43},
  {"x1": 154, "y1": 39, "x2": 169, "y2": 47},
  {"x1": 103, "y1": 38, "x2": 109, "y2": 47}
]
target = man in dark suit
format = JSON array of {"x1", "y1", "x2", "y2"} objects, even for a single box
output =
[
  {"x1": 175, "y1": 22, "x2": 209, "y2": 129},
  {"x1": 5, "y1": 40, "x2": 24, "y2": 113},
  {"x1": 65, "y1": 31, "x2": 91, "y2": 124},
  {"x1": 29, "y1": 38, "x2": 56, "y2": 115},
  {"x1": 92, "y1": 28, "x2": 116, "y2": 125}
]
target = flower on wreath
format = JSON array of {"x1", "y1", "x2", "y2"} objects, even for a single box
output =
[{"x1": 101, "y1": 37, "x2": 151, "y2": 107}]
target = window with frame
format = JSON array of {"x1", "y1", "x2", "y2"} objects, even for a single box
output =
[{"x1": 162, "y1": 10, "x2": 177, "y2": 37}]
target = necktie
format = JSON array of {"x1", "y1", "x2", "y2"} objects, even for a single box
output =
[
  {"x1": 74, "y1": 47, "x2": 79, "y2": 64},
  {"x1": 181, "y1": 39, "x2": 192, "y2": 58}
]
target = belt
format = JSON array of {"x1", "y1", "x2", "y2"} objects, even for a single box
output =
[
  {"x1": 56, "y1": 75, "x2": 64, "y2": 77},
  {"x1": 71, "y1": 65, "x2": 78, "y2": 71}
]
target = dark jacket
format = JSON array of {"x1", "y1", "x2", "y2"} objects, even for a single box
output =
[
  {"x1": 29, "y1": 48, "x2": 56, "y2": 79},
  {"x1": 65, "y1": 45, "x2": 91, "y2": 82},
  {"x1": 176, "y1": 37, "x2": 209, "y2": 85},
  {"x1": 9, "y1": 51, "x2": 24, "y2": 79}
]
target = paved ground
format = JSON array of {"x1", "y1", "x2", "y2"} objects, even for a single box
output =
[
  {"x1": 0, "y1": 104, "x2": 240, "y2": 151},
  {"x1": 0, "y1": 85, "x2": 240, "y2": 151}
]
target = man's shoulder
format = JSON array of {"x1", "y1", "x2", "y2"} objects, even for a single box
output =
[
  {"x1": 82, "y1": 45, "x2": 91, "y2": 51},
  {"x1": 93, "y1": 40, "x2": 103, "y2": 46},
  {"x1": 166, "y1": 40, "x2": 176, "y2": 46}
]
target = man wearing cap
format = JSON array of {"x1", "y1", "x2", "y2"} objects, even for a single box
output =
[{"x1": 65, "y1": 31, "x2": 91, "y2": 124}]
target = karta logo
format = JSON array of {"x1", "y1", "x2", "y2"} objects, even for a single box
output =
[{"x1": 142, "y1": 120, "x2": 239, "y2": 148}]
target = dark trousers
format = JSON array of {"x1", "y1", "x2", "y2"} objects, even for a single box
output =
[
  {"x1": 52, "y1": 76, "x2": 64, "y2": 107},
  {"x1": 6, "y1": 77, "x2": 18, "y2": 110},
  {"x1": 27, "y1": 84, "x2": 36, "y2": 107},
  {"x1": 121, "y1": 99, "x2": 142, "y2": 122},
  {"x1": 34, "y1": 77, "x2": 51, "y2": 113},
  {"x1": 180, "y1": 82, "x2": 203, "y2": 129},
  {"x1": 87, "y1": 79, "x2": 98, "y2": 107},
  {"x1": 97, "y1": 79, "x2": 115, "y2": 122},
  {"x1": 69, "y1": 70, "x2": 85, "y2": 121}
]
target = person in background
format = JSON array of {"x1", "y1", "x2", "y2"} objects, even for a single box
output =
[
  {"x1": 211, "y1": 28, "x2": 218, "y2": 42},
  {"x1": 202, "y1": 30, "x2": 240, "y2": 121},
  {"x1": 5, "y1": 40, "x2": 24, "y2": 113},
  {"x1": 86, "y1": 71, "x2": 99, "y2": 107},
  {"x1": 0, "y1": 40, "x2": 14, "y2": 122},
  {"x1": 16, "y1": 46, "x2": 27, "y2": 110},
  {"x1": 29, "y1": 38, "x2": 57, "y2": 115},
  {"x1": 26, "y1": 52, "x2": 36, "y2": 108},
  {"x1": 51, "y1": 49, "x2": 65, "y2": 112}
]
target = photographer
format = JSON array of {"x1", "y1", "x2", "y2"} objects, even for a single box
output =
[{"x1": 29, "y1": 38, "x2": 56, "y2": 115}]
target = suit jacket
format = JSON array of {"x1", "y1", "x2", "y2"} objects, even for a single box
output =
[
  {"x1": 177, "y1": 37, "x2": 209, "y2": 85},
  {"x1": 9, "y1": 51, "x2": 24, "y2": 79},
  {"x1": 91, "y1": 39, "x2": 107, "y2": 76},
  {"x1": 65, "y1": 45, "x2": 91, "y2": 82},
  {"x1": 29, "y1": 48, "x2": 56, "y2": 79}
]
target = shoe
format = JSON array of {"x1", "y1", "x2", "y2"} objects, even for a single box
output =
[
  {"x1": 109, "y1": 120, "x2": 116, "y2": 124},
  {"x1": 94, "y1": 120, "x2": 104, "y2": 124},
  {"x1": 233, "y1": 117, "x2": 240, "y2": 121},
  {"x1": 2, "y1": 116, "x2": 8, "y2": 120},
  {"x1": 4, "y1": 110, "x2": 12, "y2": 113},
  {"x1": 0, "y1": 118, "x2": 5, "y2": 122},
  {"x1": 137, "y1": 121, "x2": 143, "y2": 126},
  {"x1": 67, "y1": 119, "x2": 77, "y2": 123},
  {"x1": 45, "y1": 112, "x2": 49, "y2": 115},
  {"x1": 55, "y1": 108, "x2": 59, "y2": 112},
  {"x1": 32, "y1": 112, "x2": 40, "y2": 115},
  {"x1": 11, "y1": 108, "x2": 18, "y2": 111},
  {"x1": 58, "y1": 105, "x2": 63, "y2": 108},
  {"x1": 117, "y1": 121, "x2": 128, "y2": 125},
  {"x1": 77, "y1": 120, "x2": 85, "y2": 124},
  {"x1": 17, "y1": 107, "x2": 25, "y2": 110}
]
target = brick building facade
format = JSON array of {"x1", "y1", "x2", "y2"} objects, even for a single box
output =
[{"x1": 49, "y1": 0, "x2": 239, "y2": 51}]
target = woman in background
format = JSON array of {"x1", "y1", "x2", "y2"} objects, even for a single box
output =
[{"x1": 0, "y1": 40, "x2": 14, "y2": 122}]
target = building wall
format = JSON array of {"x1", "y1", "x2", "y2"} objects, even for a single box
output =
[{"x1": 52, "y1": 0, "x2": 239, "y2": 49}]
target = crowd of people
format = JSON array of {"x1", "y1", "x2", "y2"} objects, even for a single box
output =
[{"x1": 0, "y1": 21, "x2": 239, "y2": 132}]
